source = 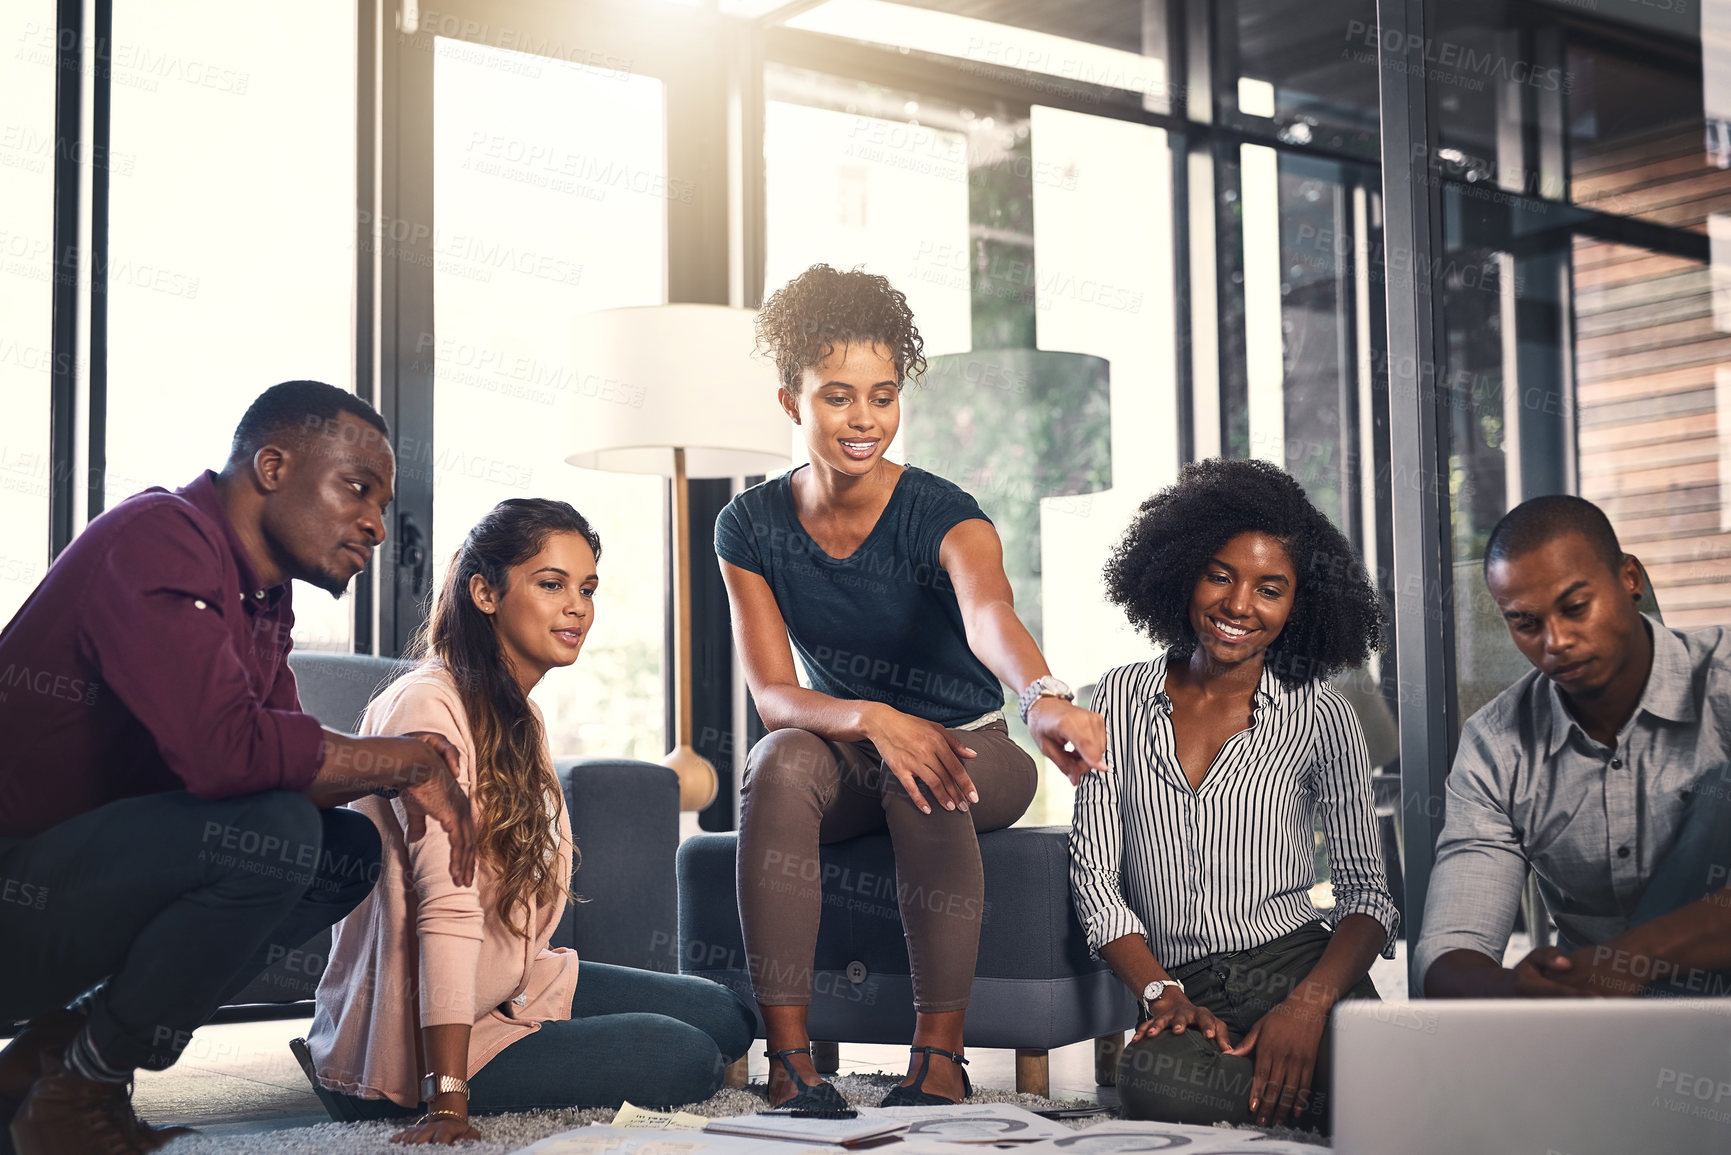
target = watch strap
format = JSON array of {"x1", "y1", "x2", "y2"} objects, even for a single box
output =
[
  {"x1": 1137, "y1": 977, "x2": 1186, "y2": 1018},
  {"x1": 420, "y1": 1072, "x2": 470, "y2": 1102},
  {"x1": 1017, "y1": 676, "x2": 1074, "y2": 726}
]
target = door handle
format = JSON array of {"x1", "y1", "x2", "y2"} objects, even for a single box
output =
[{"x1": 398, "y1": 511, "x2": 429, "y2": 599}]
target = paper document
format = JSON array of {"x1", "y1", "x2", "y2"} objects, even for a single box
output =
[
  {"x1": 869, "y1": 1104, "x2": 1075, "y2": 1144},
  {"x1": 1001, "y1": 1119, "x2": 1322, "y2": 1153},
  {"x1": 516, "y1": 1123, "x2": 848, "y2": 1155},
  {"x1": 613, "y1": 1102, "x2": 710, "y2": 1131}
]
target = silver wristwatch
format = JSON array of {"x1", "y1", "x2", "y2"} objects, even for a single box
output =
[
  {"x1": 1138, "y1": 977, "x2": 1185, "y2": 1019},
  {"x1": 420, "y1": 1072, "x2": 470, "y2": 1103},
  {"x1": 1017, "y1": 675, "x2": 1073, "y2": 725}
]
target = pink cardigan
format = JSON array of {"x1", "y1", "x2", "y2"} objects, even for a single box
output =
[{"x1": 308, "y1": 665, "x2": 580, "y2": 1107}]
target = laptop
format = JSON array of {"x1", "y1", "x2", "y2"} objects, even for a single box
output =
[{"x1": 1333, "y1": 999, "x2": 1731, "y2": 1155}]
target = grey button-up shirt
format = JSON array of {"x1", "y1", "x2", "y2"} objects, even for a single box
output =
[{"x1": 1415, "y1": 617, "x2": 1731, "y2": 983}]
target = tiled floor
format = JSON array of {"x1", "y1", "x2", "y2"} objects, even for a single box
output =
[{"x1": 129, "y1": 1018, "x2": 330, "y2": 1139}]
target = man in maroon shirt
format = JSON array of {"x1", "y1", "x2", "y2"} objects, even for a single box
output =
[{"x1": 0, "y1": 381, "x2": 477, "y2": 1155}]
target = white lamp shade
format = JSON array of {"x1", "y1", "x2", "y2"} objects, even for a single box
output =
[{"x1": 566, "y1": 304, "x2": 791, "y2": 478}]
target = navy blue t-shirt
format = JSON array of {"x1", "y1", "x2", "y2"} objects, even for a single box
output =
[{"x1": 715, "y1": 465, "x2": 1006, "y2": 727}]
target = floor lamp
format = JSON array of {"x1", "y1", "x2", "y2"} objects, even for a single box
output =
[{"x1": 567, "y1": 305, "x2": 788, "y2": 811}]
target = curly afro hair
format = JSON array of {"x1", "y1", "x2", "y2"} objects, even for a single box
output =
[
  {"x1": 756, "y1": 264, "x2": 927, "y2": 393},
  {"x1": 1104, "y1": 458, "x2": 1386, "y2": 686}
]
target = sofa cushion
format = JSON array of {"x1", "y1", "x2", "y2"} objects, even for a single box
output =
[
  {"x1": 677, "y1": 826, "x2": 1137, "y2": 1050},
  {"x1": 552, "y1": 758, "x2": 681, "y2": 972}
]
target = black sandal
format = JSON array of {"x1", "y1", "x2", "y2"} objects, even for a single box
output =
[
  {"x1": 761, "y1": 1047, "x2": 855, "y2": 1116},
  {"x1": 879, "y1": 1045, "x2": 971, "y2": 1107}
]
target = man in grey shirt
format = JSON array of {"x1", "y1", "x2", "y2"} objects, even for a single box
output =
[{"x1": 1419, "y1": 495, "x2": 1731, "y2": 998}]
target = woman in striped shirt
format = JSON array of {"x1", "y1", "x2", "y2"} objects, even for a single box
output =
[{"x1": 1070, "y1": 458, "x2": 1398, "y2": 1135}]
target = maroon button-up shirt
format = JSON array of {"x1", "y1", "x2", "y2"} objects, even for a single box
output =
[{"x1": 0, "y1": 471, "x2": 327, "y2": 838}]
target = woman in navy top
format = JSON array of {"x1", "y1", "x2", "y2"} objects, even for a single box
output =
[{"x1": 715, "y1": 265, "x2": 1106, "y2": 1109}]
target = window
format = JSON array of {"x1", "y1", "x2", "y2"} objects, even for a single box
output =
[
  {"x1": 107, "y1": 0, "x2": 356, "y2": 650},
  {"x1": 1023, "y1": 104, "x2": 1179, "y2": 822},
  {"x1": 0, "y1": 3, "x2": 58, "y2": 625},
  {"x1": 1428, "y1": 3, "x2": 1731, "y2": 725},
  {"x1": 764, "y1": 75, "x2": 972, "y2": 365},
  {"x1": 762, "y1": 67, "x2": 1179, "y2": 824},
  {"x1": 432, "y1": 39, "x2": 670, "y2": 760},
  {"x1": 786, "y1": 0, "x2": 1171, "y2": 110},
  {"x1": 1228, "y1": 0, "x2": 1381, "y2": 157}
]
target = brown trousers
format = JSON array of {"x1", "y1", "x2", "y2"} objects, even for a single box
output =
[{"x1": 736, "y1": 720, "x2": 1037, "y2": 1013}]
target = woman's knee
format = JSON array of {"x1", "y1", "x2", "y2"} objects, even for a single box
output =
[
  {"x1": 1118, "y1": 1033, "x2": 1249, "y2": 1125},
  {"x1": 743, "y1": 730, "x2": 835, "y2": 799},
  {"x1": 706, "y1": 982, "x2": 760, "y2": 1061},
  {"x1": 965, "y1": 738, "x2": 1038, "y2": 830},
  {"x1": 625, "y1": 971, "x2": 759, "y2": 1061},
  {"x1": 1122, "y1": 1031, "x2": 1195, "y2": 1071},
  {"x1": 633, "y1": 1017, "x2": 728, "y2": 1105}
]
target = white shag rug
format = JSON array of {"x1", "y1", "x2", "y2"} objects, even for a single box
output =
[{"x1": 155, "y1": 1073, "x2": 1327, "y2": 1153}]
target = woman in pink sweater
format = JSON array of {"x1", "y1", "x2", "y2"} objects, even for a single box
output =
[{"x1": 310, "y1": 498, "x2": 754, "y2": 1144}]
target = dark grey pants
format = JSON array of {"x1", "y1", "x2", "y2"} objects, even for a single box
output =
[
  {"x1": 0, "y1": 790, "x2": 380, "y2": 1071},
  {"x1": 1117, "y1": 921, "x2": 1378, "y2": 1134}
]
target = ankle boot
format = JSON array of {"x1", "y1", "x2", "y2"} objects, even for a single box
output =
[
  {"x1": 0, "y1": 1010, "x2": 86, "y2": 1155},
  {"x1": 11, "y1": 1049, "x2": 193, "y2": 1155}
]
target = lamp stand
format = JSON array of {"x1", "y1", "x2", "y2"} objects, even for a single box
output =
[{"x1": 665, "y1": 446, "x2": 720, "y2": 811}]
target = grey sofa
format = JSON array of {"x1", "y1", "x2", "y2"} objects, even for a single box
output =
[
  {"x1": 677, "y1": 826, "x2": 1139, "y2": 1096},
  {"x1": 224, "y1": 652, "x2": 680, "y2": 1008}
]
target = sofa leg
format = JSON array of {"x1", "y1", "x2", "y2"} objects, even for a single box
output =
[
  {"x1": 724, "y1": 1055, "x2": 749, "y2": 1089},
  {"x1": 1015, "y1": 1049, "x2": 1050, "y2": 1098},
  {"x1": 1094, "y1": 1031, "x2": 1125, "y2": 1086},
  {"x1": 812, "y1": 1040, "x2": 840, "y2": 1074}
]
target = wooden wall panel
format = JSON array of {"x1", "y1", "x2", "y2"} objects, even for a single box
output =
[{"x1": 1572, "y1": 127, "x2": 1731, "y2": 628}]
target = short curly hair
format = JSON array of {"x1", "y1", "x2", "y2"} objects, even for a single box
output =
[
  {"x1": 1103, "y1": 458, "x2": 1386, "y2": 686},
  {"x1": 756, "y1": 264, "x2": 927, "y2": 393}
]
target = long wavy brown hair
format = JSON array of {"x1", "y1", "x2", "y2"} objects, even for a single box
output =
[{"x1": 414, "y1": 498, "x2": 601, "y2": 937}]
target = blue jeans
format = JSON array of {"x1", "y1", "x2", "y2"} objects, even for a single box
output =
[{"x1": 342, "y1": 963, "x2": 756, "y2": 1116}]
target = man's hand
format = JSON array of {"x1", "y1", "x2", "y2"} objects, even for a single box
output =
[
  {"x1": 1548, "y1": 943, "x2": 1649, "y2": 998},
  {"x1": 1227, "y1": 997, "x2": 1328, "y2": 1128},
  {"x1": 863, "y1": 706, "x2": 978, "y2": 815},
  {"x1": 398, "y1": 731, "x2": 476, "y2": 888},
  {"x1": 1131, "y1": 990, "x2": 1230, "y2": 1050},
  {"x1": 1506, "y1": 946, "x2": 1589, "y2": 998},
  {"x1": 1026, "y1": 698, "x2": 1108, "y2": 786},
  {"x1": 1427, "y1": 945, "x2": 1586, "y2": 999}
]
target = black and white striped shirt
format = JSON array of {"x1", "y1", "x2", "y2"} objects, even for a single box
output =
[{"x1": 1069, "y1": 654, "x2": 1400, "y2": 968}]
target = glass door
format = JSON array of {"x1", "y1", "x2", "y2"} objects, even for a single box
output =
[{"x1": 429, "y1": 36, "x2": 671, "y2": 761}]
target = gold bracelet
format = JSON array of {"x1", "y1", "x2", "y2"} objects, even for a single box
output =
[{"x1": 422, "y1": 1109, "x2": 467, "y2": 1124}]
